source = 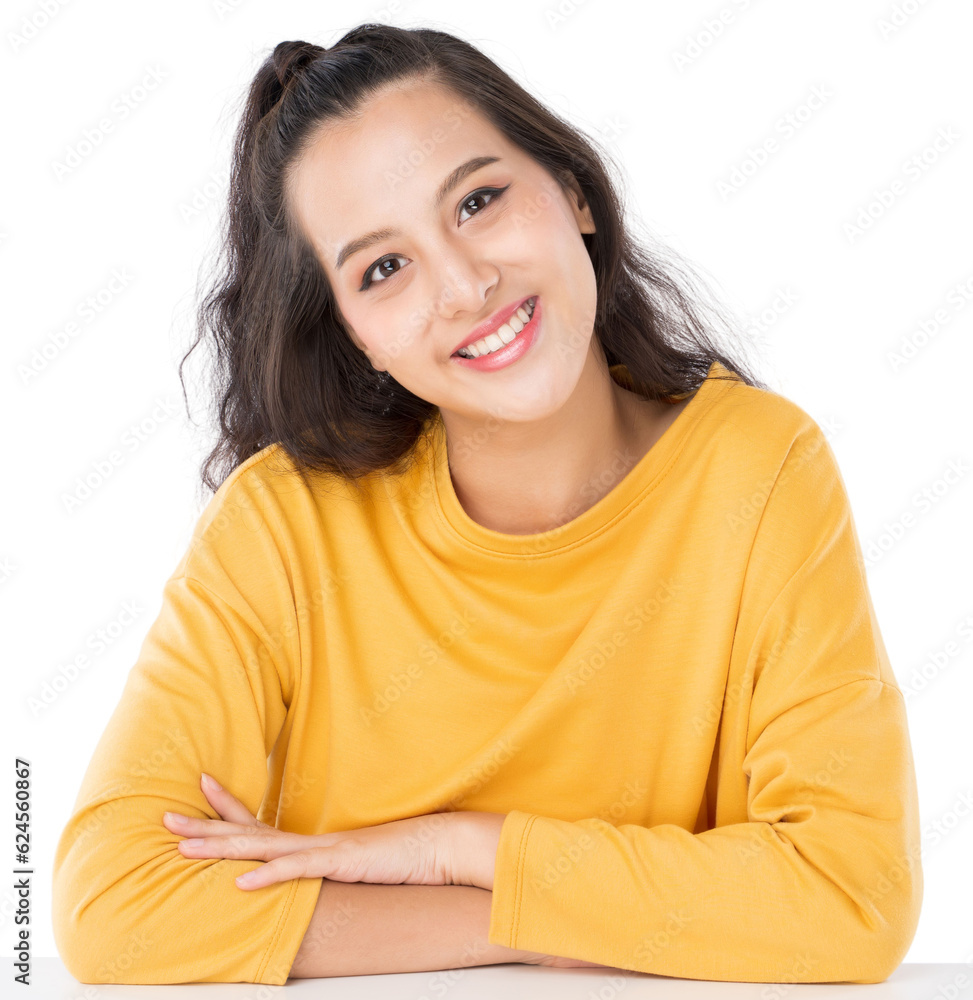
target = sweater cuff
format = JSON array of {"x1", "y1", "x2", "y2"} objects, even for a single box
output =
[
  {"x1": 487, "y1": 810, "x2": 537, "y2": 949},
  {"x1": 257, "y1": 875, "x2": 324, "y2": 984}
]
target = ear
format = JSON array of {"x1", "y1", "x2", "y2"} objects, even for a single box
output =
[{"x1": 563, "y1": 173, "x2": 596, "y2": 235}]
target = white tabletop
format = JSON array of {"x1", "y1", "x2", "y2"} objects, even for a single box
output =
[{"x1": 26, "y1": 958, "x2": 971, "y2": 999}]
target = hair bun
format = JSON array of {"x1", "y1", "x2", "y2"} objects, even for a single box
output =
[{"x1": 272, "y1": 40, "x2": 323, "y2": 90}]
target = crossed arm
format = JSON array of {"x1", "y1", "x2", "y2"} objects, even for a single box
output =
[
  {"x1": 287, "y1": 811, "x2": 515, "y2": 977},
  {"x1": 290, "y1": 880, "x2": 523, "y2": 978},
  {"x1": 164, "y1": 778, "x2": 554, "y2": 977}
]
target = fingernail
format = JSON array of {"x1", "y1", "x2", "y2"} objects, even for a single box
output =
[
  {"x1": 236, "y1": 870, "x2": 258, "y2": 885},
  {"x1": 180, "y1": 839, "x2": 204, "y2": 848},
  {"x1": 201, "y1": 773, "x2": 222, "y2": 792},
  {"x1": 165, "y1": 812, "x2": 189, "y2": 826}
]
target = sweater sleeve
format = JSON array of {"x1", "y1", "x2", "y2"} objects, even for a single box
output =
[
  {"x1": 51, "y1": 472, "x2": 323, "y2": 985},
  {"x1": 487, "y1": 420, "x2": 923, "y2": 984}
]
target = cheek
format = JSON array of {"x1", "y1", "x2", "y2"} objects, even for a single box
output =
[
  {"x1": 344, "y1": 324, "x2": 367, "y2": 353},
  {"x1": 334, "y1": 304, "x2": 373, "y2": 356},
  {"x1": 513, "y1": 191, "x2": 584, "y2": 253},
  {"x1": 346, "y1": 328, "x2": 368, "y2": 354},
  {"x1": 358, "y1": 328, "x2": 405, "y2": 371}
]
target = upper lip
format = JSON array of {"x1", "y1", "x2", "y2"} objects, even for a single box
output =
[{"x1": 450, "y1": 296, "x2": 534, "y2": 356}]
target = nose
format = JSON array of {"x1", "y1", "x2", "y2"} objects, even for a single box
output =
[{"x1": 431, "y1": 240, "x2": 499, "y2": 322}]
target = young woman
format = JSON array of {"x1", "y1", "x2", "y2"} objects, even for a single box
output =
[{"x1": 52, "y1": 24, "x2": 922, "y2": 987}]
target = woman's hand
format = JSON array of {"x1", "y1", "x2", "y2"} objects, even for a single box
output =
[{"x1": 162, "y1": 772, "x2": 461, "y2": 891}]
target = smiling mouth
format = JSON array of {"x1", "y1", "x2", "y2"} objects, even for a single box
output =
[{"x1": 453, "y1": 297, "x2": 537, "y2": 359}]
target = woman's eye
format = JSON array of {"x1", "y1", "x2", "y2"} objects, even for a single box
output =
[
  {"x1": 361, "y1": 254, "x2": 407, "y2": 291},
  {"x1": 359, "y1": 186, "x2": 509, "y2": 291},
  {"x1": 458, "y1": 186, "x2": 506, "y2": 223}
]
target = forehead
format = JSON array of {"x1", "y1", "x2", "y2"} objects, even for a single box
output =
[{"x1": 286, "y1": 79, "x2": 518, "y2": 266}]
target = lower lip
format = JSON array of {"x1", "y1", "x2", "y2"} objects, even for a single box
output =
[{"x1": 451, "y1": 298, "x2": 541, "y2": 372}]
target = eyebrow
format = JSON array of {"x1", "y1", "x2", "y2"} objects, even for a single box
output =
[{"x1": 334, "y1": 155, "x2": 502, "y2": 272}]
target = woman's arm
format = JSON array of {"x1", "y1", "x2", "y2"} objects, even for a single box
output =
[
  {"x1": 289, "y1": 879, "x2": 529, "y2": 977},
  {"x1": 482, "y1": 425, "x2": 923, "y2": 983}
]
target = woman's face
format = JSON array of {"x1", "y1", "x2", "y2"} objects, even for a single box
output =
[{"x1": 286, "y1": 76, "x2": 598, "y2": 425}]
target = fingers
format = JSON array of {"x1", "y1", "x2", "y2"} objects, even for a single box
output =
[
  {"x1": 163, "y1": 813, "x2": 263, "y2": 838},
  {"x1": 235, "y1": 850, "x2": 318, "y2": 890},
  {"x1": 175, "y1": 830, "x2": 308, "y2": 861},
  {"x1": 163, "y1": 771, "x2": 272, "y2": 842},
  {"x1": 199, "y1": 772, "x2": 263, "y2": 826}
]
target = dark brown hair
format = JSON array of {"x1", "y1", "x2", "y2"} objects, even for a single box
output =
[{"x1": 179, "y1": 22, "x2": 769, "y2": 498}]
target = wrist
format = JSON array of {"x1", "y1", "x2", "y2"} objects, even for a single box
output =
[{"x1": 447, "y1": 811, "x2": 506, "y2": 891}]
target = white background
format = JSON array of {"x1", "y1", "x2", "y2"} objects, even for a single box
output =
[{"x1": 2, "y1": 0, "x2": 971, "y2": 968}]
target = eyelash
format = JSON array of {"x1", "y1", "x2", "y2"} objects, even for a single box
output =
[{"x1": 359, "y1": 185, "x2": 510, "y2": 292}]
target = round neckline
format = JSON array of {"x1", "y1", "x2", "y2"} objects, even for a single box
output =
[{"x1": 420, "y1": 360, "x2": 736, "y2": 557}]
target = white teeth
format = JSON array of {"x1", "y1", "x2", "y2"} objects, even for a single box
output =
[{"x1": 458, "y1": 299, "x2": 535, "y2": 359}]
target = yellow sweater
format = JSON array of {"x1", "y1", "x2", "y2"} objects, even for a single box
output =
[{"x1": 51, "y1": 360, "x2": 922, "y2": 985}]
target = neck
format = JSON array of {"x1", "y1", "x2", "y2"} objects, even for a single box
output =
[{"x1": 439, "y1": 341, "x2": 660, "y2": 536}]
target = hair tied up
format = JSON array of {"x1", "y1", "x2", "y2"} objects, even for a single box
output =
[
  {"x1": 186, "y1": 24, "x2": 767, "y2": 494},
  {"x1": 272, "y1": 39, "x2": 324, "y2": 92}
]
